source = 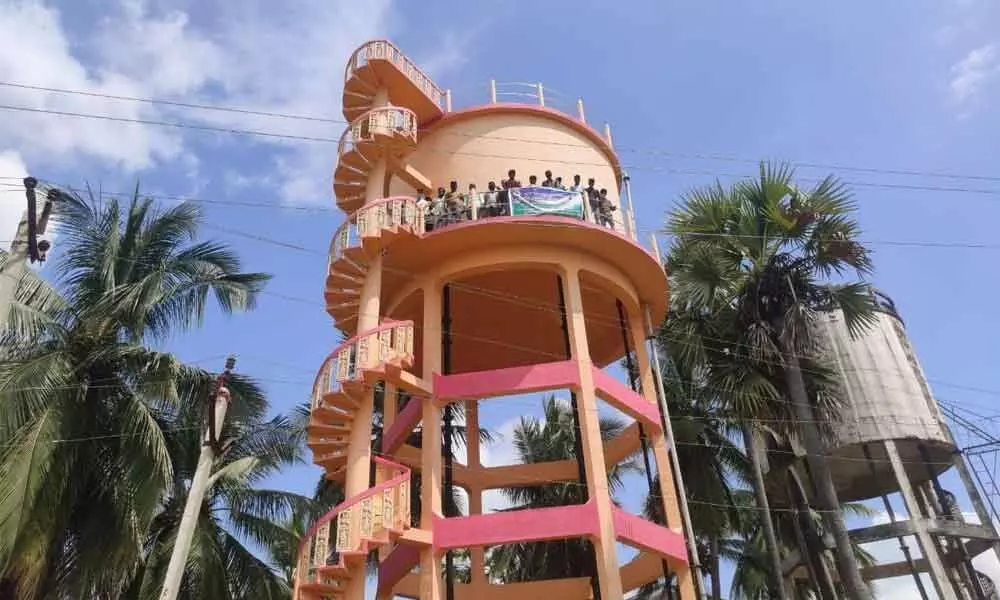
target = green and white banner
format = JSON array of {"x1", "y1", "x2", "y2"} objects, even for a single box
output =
[{"x1": 508, "y1": 186, "x2": 585, "y2": 219}]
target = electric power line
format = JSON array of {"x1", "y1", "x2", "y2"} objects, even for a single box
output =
[{"x1": 4, "y1": 80, "x2": 1000, "y2": 185}]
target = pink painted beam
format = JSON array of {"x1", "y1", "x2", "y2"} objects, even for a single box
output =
[
  {"x1": 433, "y1": 501, "x2": 600, "y2": 549},
  {"x1": 433, "y1": 360, "x2": 579, "y2": 401},
  {"x1": 377, "y1": 543, "x2": 421, "y2": 596},
  {"x1": 592, "y1": 367, "x2": 662, "y2": 431},
  {"x1": 382, "y1": 397, "x2": 422, "y2": 453},
  {"x1": 612, "y1": 507, "x2": 688, "y2": 563}
]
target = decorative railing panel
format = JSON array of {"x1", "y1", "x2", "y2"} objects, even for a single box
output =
[
  {"x1": 327, "y1": 196, "x2": 425, "y2": 275},
  {"x1": 310, "y1": 320, "x2": 416, "y2": 412},
  {"x1": 346, "y1": 40, "x2": 446, "y2": 110},
  {"x1": 336, "y1": 106, "x2": 418, "y2": 161},
  {"x1": 293, "y1": 458, "x2": 412, "y2": 598}
]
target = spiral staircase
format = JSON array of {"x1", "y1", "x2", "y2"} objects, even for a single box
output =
[
  {"x1": 294, "y1": 40, "x2": 442, "y2": 600},
  {"x1": 294, "y1": 456, "x2": 411, "y2": 599}
]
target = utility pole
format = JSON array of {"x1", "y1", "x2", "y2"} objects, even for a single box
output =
[
  {"x1": 0, "y1": 178, "x2": 58, "y2": 333},
  {"x1": 159, "y1": 355, "x2": 237, "y2": 600}
]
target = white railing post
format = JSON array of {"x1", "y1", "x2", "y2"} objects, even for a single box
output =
[
  {"x1": 445, "y1": 89, "x2": 453, "y2": 112},
  {"x1": 577, "y1": 98, "x2": 586, "y2": 123},
  {"x1": 604, "y1": 123, "x2": 614, "y2": 149},
  {"x1": 489, "y1": 79, "x2": 497, "y2": 104},
  {"x1": 537, "y1": 82, "x2": 545, "y2": 107}
]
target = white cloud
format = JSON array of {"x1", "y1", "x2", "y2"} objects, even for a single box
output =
[
  {"x1": 0, "y1": 1, "x2": 185, "y2": 170},
  {"x1": 0, "y1": 0, "x2": 472, "y2": 203},
  {"x1": 949, "y1": 43, "x2": 999, "y2": 105}
]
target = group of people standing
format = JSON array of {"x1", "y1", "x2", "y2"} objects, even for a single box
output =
[{"x1": 415, "y1": 169, "x2": 618, "y2": 231}]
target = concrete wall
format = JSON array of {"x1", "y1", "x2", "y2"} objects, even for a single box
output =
[
  {"x1": 819, "y1": 309, "x2": 951, "y2": 450},
  {"x1": 388, "y1": 107, "x2": 621, "y2": 211}
]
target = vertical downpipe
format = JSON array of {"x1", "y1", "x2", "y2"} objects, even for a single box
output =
[
  {"x1": 622, "y1": 172, "x2": 637, "y2": 240},
  {"x1": 643, "y1": 304, "x2": 705, "y2": 598},
  {"x1": 442, "y1": 284, "x2": 455, "y2": 600},
  {"x1": 616, "y1": 300, "x2": 670, "y2": 584},
  {"x1": 557, "y1": 275, "x2": 601, "y2": 600}
]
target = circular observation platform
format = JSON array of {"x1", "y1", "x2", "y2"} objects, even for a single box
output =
[{"x1": 324, "y1": 202, "x2": 668, "y2": 377}]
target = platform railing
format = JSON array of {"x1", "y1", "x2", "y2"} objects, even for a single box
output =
[
  {"x1": 336, "y1": 107, "x2": 418, "y2": 163},
  {"x1": 419, "y1": 187, "x2": 638, "y2": 242},
  {"x1": 346, "y1": 39, "x2": 446, "y2": 110},
  {"x1": 311, "y1": 320, "x2": 416, "y2": 413},
  {"x1": 327, "y1": 196, "x2": 425, "y2": 276},
  {"x1": 327, "y1": 191, "x2": 644, "y2": 285},
  {"x1": 293, "y1": 457, "x2": 411, "y2": 598}
]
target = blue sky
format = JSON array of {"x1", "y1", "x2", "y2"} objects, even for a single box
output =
[{"x1": 2, "y1": 0, "x2": 1000, "y2": 597}]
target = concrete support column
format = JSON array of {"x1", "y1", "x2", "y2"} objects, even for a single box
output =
[
  {"x1": 628, "y1": 311, "x2": 683, "y2": 533},
  {"x1": 465, "y1": 400, "x2": 487, "y2": 588},
  {"x1": 952, "y1": 453, "x2": 1000, "y2": 567},
  {"x1": 367, "y1": 87, "x2": 390, "y2": 203},
  {"x1": 561, "y1": 268, "x2": 624, "y2": 600},
  {"x1": 885, "y1": 439, "x2": 958, "y2": 600},
  {"x1": 420, "y1": 282, "x2": 443, "y2": 600}
]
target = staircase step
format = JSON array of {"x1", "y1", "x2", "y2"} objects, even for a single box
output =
[
  {"x1": 327, "y1": 268, "x2": 364, "y2": 288},
  {"x1": 332, "y1": 315, "x2": 358, "y2": 336},
  {"x1": 312, "y1": 405, "x2": 353, "y2": 423},
  {"x1": 312, "y1": 452, "x2": 349, "y2": 470},
  {"x1": 322, "y1": 391, "x2": 359, "y2": 412},
  {"x1": 335, "y1": 195, "x2": 366, "y2": 214},
  {"x1": 324, "y1": 289, "x2": 359, "y2": 305}
]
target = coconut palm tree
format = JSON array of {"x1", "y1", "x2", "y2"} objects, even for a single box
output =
[
  {"x1": 0, "y1": 186, "x2": 269, "y2": 598},
  {"x1": 487, "y1": 395, "x2": 639, "y2": 583},
  {"x1": 663, "y1": 162, "x2": 878, "y2": 599},
  {"x1": 126, "y1": 407, "x2": 314, "y2": 600}
]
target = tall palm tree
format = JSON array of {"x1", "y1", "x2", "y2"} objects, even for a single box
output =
[
  {"x1": 126, "y1": 407, "x2": 313, "y2": 599},
  {"x1": 487, "y1": 395, "x2": 639, "y2": 583},
  {"x1": 636, "y1": 352, "x2": 748, "y2": 600},
  {"x1": 664, "y1": 162, "x2": 878, "y2": 599},
  {"x1": 0, "y1": 186, "x2": 269, "y2": 598},
  {"x1": 724, "y1": 490, "x2": 877, "y2": 600}
]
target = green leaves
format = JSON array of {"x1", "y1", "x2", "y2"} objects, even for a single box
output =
[{"x1": 0, "y1": 184, "x2": 286, "y2": 598}]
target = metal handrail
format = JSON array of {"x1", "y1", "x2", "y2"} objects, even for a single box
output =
[
  {"x1": 293, "y1": 456, "x2": 411, "y2": 597},
  {"x1": 345, "y1": 39, "x2": 446, "y2": 109},
  {"x1": 336, "y1": 107, "x2": 418, "y2": 161},
  {"x1": 309, "y1": 319, "x2": 413, "y2": 411},
  {"x1": 327, "y1": 196, "x2": 425, "y2": 275}
]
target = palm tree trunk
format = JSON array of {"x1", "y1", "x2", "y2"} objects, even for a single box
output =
[
  {"x1": 783, "y1": 351, "x2": 870, "y2": 600},
  {"x1": 709, "y1": 537, "x2": 722, "y2": 600},
  {"x1": 743, "y1": 425, "x2": 789, "y2": 600}
]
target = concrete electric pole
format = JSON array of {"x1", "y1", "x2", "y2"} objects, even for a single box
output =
[
  {"x1": 0, "y1": 178, "x2": 59, "y2": 333},
  {"x1": 159, "y1": 355, "x2": 237, "y2": 600}
]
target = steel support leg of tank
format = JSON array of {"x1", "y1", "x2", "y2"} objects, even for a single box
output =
[{"x1": 884, "y1": 439, "x2": 959, "y2": 600}]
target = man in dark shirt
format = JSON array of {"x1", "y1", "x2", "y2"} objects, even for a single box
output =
[
  {"x1": 585, "y1": 178, "x2": 600, "y2": 223},
  {"x1": 502, "y1": 169, "x2": 521, "y2": 189},
  {"x1": 541, "y1": 170, "x2": 556, "y2": 187}
]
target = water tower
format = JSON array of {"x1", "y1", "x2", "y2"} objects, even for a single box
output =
[
  {"x1": 291, "y1": 40, "x2": 696, "y2": 599},
  {"x1": 773, "y1": 292, "x2": 1000, "y2": 599}
]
